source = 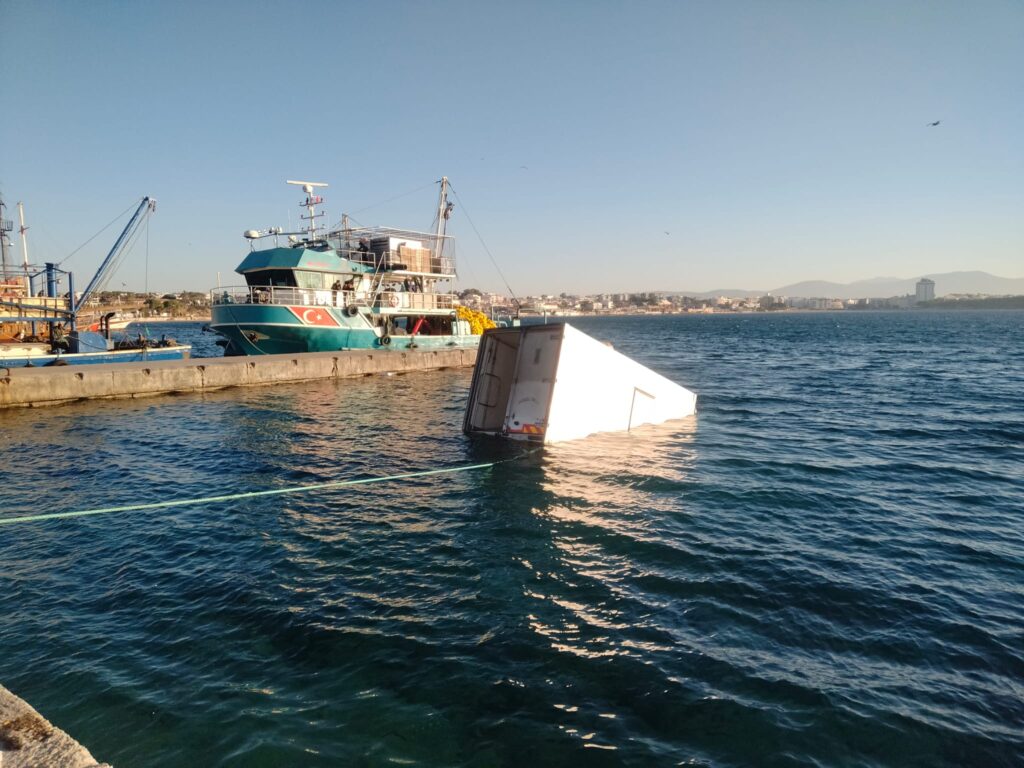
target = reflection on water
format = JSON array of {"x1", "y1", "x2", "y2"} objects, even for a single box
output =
[
  {"x1": 540, "y1": 417, "x2": 699, "y2": 519},
  {"x1": 483, "y1": 420, "x2": 703, "y2": 687}
]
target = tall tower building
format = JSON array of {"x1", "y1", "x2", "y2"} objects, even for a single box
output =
[{"x1": 916, "y1": 278, "x2": 935, "y2": 303}]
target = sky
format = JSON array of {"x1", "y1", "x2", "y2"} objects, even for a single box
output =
[{"x1": 1, "y1": 0, "x2": 1021, "y2": 296}]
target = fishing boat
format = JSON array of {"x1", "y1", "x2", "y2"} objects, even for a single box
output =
[
  {"x1": 208, "y1": 178, "x2": 481, "y2": 355},
  {"x1": 0, "y1": 196, "x2": 191, "y2": 367}
]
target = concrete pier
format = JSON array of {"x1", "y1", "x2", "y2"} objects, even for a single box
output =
[
  {"x1": 0, "y1": 685, "x2": 109, "y2": 767},
  {"x1": 0, "y1": 347, "x2": 478, "y2": 409}
]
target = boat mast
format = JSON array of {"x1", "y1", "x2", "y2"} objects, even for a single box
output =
[
  {"x1": 17, "y1": 202, "x2": 29, "y2": 270},
  {"x1": 434, "y1": 176, "x2": 450, "y2": 260},
  {"x1": 0, "y1": 194, "x2": 10, "y2": 280},
  {"x1": 17, "y1": 202, "x2": 30, "y2": 292}
]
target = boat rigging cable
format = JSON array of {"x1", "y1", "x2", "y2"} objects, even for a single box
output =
[
  {"x1": 445, "y1": 183, "x2": 521, "y2": 310},
  {"x1": 329, "y1": 181, "x2": 438, "y2": 229},
  {"x1": 349, "y1": 181, "x2": 436, "y2": 216},
  {"x1": 144, "y1": 212, "x2": 149, "y2": 295},
  {"x1": 90, "y1": 213, "x2": 149, "y2": 298},
  {"x1": 0, "y1": 450, "x2": 541, "y2": 527},
  {"x1": 58, "y1": 199, "x2": 140, "y2": 266}
]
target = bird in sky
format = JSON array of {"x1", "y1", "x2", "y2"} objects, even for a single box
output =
[
  {"x1": 927, "y1": 120, "x2": 941, "y2": 127},
  {"x1": 664, "y1": 231, "x2": 670, "y2": 235},
  {"x1": 520, "y1": 165, "x2": 528, "y2": 170}
]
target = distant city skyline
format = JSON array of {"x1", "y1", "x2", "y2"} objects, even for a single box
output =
[{"x1": 1, "y1": 2, "x2": 1022, "y2": 295}]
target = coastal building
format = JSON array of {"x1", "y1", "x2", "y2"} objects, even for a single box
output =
[{"x1": 916, "y1": 278, "x2": 935, "y2": 303}]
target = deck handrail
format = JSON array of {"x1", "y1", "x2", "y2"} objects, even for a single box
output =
[{"x1": 210, "y1": 285, "x2": 457, "y2": 312}]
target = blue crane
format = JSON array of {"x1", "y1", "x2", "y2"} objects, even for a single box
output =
[{"x1": 73, "y1": 196, "x2": 156, "y2": 320}]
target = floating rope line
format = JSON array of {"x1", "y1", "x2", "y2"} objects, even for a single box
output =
[{"x1": 0, "y1": 453, "x2": 537, "y2": 527}]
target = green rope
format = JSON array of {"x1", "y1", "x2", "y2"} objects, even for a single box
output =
[{"x1": 0, "y1": 457, "x2": 524, "y2": 527}]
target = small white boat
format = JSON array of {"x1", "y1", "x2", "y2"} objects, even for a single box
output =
[
  {"x1": 463, "y1": 323, "x2": 697, "y2": 443},
  {"x1": 84, "y1": 314, "x2": 133, "y2": 333}
]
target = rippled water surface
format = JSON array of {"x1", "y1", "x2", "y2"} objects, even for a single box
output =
[{"x1": 1, "y1": 312, "x2": 1022, "y2": 767}]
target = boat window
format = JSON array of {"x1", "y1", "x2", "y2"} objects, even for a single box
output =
[
  {"x1": 244, "y1": 270, "x2": 297, "y2": 287},
  {"x1": 294, "y1": 271, "x2": 326, "y2": 290}
]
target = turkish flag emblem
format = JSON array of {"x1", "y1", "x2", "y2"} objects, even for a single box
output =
[{"x1": 287, "y1": 306, "x2": 340, "y2": 327}]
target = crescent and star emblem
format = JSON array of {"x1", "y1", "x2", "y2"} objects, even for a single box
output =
[{"x1": 286, "y1": 306, "x2": 339, "y2": 327}]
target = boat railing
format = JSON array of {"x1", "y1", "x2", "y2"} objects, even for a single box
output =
[
  {"x1": 212, "y1": 286, "x2": 359, "y2": 309},
  {"x1": 331, "y1": 246, "x2": 456, "y2": 276},
  {"x1": 380, "y1": 291, "x2": 455, "y2": 311},
  {"x1": 211, "y1": 286, "x2": 456, "y2": 312},
  {"x1": 0, "y1": 294, "x2": 73, "y2": 321}
]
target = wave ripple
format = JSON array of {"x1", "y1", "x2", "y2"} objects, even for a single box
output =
[{"x1": 1, "y1": 312, "x2": 1022, "y2": 767}]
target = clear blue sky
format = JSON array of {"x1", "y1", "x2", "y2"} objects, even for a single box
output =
[{"x1": 1, "y1": 1, "x2": 1021, "y2": 295}]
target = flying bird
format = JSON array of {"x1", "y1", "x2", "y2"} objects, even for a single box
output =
[
  {"x1": 664, "y1": 231, "x2": 670, "y2": 235},
  {"x1": 927, "y1": 120, "x2": 941, "y2": 127}
]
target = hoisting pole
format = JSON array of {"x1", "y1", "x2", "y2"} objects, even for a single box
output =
[{"x1": 74, "y1": 197, "x2": 156, "y2": 316}]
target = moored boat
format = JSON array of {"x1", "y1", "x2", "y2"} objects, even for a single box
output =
[
  {"x1": 0, "y1": 195, "x2": 191, "y2": 367},
  {"x1": 0, "y1": 337, "x2": 188, "y2": 367},
  {"x1": 209, "y1": 179, "x2": 482, "y2": 355}
]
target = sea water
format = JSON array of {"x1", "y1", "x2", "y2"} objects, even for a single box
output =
[{"x1": 0, "y1": 312, "x2": 1021, "y2": 766}]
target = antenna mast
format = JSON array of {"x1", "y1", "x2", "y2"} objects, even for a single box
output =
[{"x1": 286, "y1": 180, "x2": 328, "y2": 240}]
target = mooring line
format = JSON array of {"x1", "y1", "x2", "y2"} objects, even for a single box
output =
[{"x1": 0, "y1": 452, "x2": 538, "y2": 527}]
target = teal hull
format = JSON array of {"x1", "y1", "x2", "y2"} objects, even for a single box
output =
[{"x1": 210, "y1": 304, "x2": 479, "y2": 355}]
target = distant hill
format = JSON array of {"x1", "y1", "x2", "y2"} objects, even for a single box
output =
[
  {"x1": 762, "y1": 280, "x2": 848, "y2": 298},
  {"x1": 770, "y1": 271, "x2": 1024, "y2": 299},
  {"x1": 685, "y1": 288, "x2": 763, "y2": 299},
  {"x1": 665, "y1": 271, "x2": 1024, "y2": 299}
]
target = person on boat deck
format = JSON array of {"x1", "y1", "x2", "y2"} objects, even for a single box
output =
[
  {"x1": 331, "y1": 279, "x2": 342, "y2": 304},
  {"x1": 357, "y1": 238, "x2": 371, "y2": 263},
  {"x1": 50, "y1": 323, "x2": 69, "y2": 352}
]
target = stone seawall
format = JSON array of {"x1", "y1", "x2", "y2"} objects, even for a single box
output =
[
  {"x1": 0, "y1": 685, "x2": 109, "y2": 767},
  {"x1": 0, "y1": 347, "x2": 478, "y2": 409}
]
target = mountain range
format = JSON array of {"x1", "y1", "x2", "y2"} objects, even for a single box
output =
[{"x1": 682, "y1": 271, "x2": 1024, "y2": 300}]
